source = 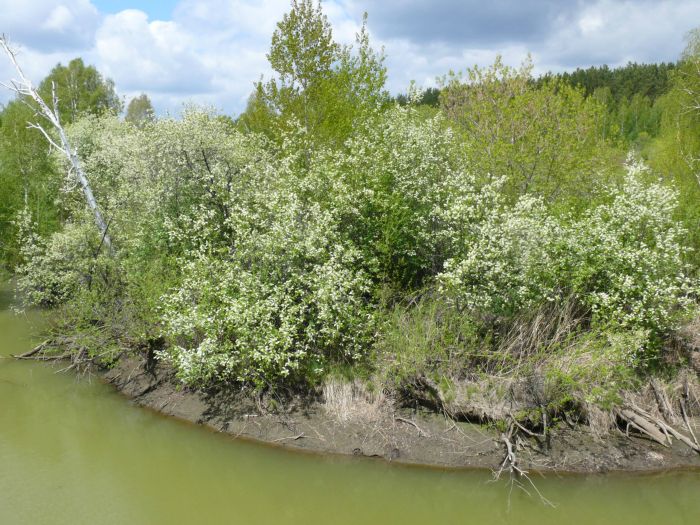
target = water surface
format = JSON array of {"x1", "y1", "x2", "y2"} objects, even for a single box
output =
[{"x1": 1, "y1": 285, "x2": 699, "y2": 524}]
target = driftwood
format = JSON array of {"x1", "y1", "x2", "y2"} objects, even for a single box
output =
[
  {"x1": 650, "y1": 379, "x2": 675, "y2": 423},
  {"x1": 617, "y1": 408, "x2": 669, "y2": 446},
  {"x1": 11, "y1": 339, "x2": 52, "y2": 359},
  {"x1": 680, "y1": 399, "x2": 700, "y2": 449},
  {"x1": 395, "y1": 417, "x2": 428, "y2": 437},
  {"x1": 617, "y1": 404, "x2": 700, "y2": 454}
]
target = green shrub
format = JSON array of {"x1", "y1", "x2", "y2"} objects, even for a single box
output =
[
  {"x1": 438, "y1": 157, "x2": 698, "y2": 360},
  {"x1": 15, "y1": 208, "x2": 103, "y2": 308},
  {"x1": 159, "y1": 197, "x2": 376, "y2": 387}
]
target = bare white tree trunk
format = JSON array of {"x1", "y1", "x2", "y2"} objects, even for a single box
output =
[{"x1": 0, "y1": 34, "x2": 113, "y2": 253}]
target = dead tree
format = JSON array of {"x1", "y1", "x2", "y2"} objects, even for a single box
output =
[{"x1": 0, "y1": 34, "x2": 113, "y2": 253}]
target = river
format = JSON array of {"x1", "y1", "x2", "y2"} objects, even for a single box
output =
[{"x1": 1, "y1": 285, "x2": 699, "y2": 524}]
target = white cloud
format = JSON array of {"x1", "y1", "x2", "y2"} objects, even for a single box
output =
[
  {"x1": 0, "y1": 0, "x2": 99, "y2": 52},
  {"x1": 541, "y1": 0, "x2": 700, "y2": 68},
  {"x1": 95, "y1": 10, "x2": 212, "y2": 95},
  {"x1": 2, "y1": 1, "x2": 699, "y2": 114},
  {"x1": 380, "y1": 38, "x2": 532, "y2": 93}
]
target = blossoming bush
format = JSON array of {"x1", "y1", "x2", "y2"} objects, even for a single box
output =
[
  {"x1": 439, "y1": 195, "x2": 567, "y2": 316},
  {"x1": 15, "y1": 208, "x2": 102, "y2": 307},
  {"x1": 438, "y1": 157, "x2": 698, "y2": 361},
  {"x1": 312, "y1": 105, "x2": 499, "y2": 289},
  {"x1": 568, "y1": 159, "x2": 697, "y2": 333},
  {"x1": 16, "y1": 103, "x2": 698, "y2": 388},
  {"x1": 159, "y1": 197, "x2": 376, "y2": 386}
]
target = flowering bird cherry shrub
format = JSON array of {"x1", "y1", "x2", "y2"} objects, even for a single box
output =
[
  {"x1": 15, "y1": 107, "x2": 699, "y2": 387},
  {"x1": 439, "y1": 156, "x2": 697, "y2": 356}
]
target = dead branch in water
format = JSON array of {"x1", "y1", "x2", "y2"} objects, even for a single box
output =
[
  {"x1": 272, "y1": 433, "x2": 305, "y2": 442},
  {"x1": 10, "y1": 339, "x2": 52, "y2": 359},
  {"x1": 10, "y1": 339, "x2": 74, "y2": 364}
]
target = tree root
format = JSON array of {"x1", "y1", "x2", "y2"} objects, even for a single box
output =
[{"x1": 492, "y1": 420, "x2": 555, "y2": 507}]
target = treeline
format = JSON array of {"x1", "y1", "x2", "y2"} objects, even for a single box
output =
[
  {"x1": 395, "y1": 61, "x2": 678, "y2": 146},
  {"x1": 1, "y1": 1, "x2": 699, "y2": 420},
  {"x1": 541, "y1": 62, "x2": 676, "y2": 102}
]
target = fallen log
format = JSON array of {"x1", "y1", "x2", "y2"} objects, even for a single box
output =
[
  {"x1": 11, "y1": 339, "x2": 51, "y2": 359},
  {"x1": 620, "y1": 404, "x2": 700, "y2": 454},
  {"x1": 617, "y1": 408, "x2": 669, "y2": 447},
  {"x1": 650, "y1": 379, "x2": 675, "y2": 423},
  {"x1": 657, "y1": 417, "x2": 700, "y2": 454}
]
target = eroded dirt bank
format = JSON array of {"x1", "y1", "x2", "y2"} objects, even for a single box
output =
[{"x1": 101, "y1": 356, "x2": 700, "y2": 474}]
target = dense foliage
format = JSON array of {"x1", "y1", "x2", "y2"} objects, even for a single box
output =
[{"x1": 3, "y1": 2, "x2": 699, "y2": 406}]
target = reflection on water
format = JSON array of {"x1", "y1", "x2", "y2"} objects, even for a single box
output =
[{"x1": 1, "y1": 283, "x2": 699, "y2": 525}]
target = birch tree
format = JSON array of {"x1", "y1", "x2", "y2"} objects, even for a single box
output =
[{"x1": 0, "y1": 35, "x2": 112, "y2": 252}]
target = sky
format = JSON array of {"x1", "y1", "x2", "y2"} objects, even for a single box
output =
[{"x1": 1, "y1": 0, "x2": 699, "y2": 116}]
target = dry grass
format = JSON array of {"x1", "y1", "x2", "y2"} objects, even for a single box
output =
[
  {"x1": 678, "y1": 315, "x2": 700, "y2": 351},
  {"x1": 583, "y1": 403, "x2": 616, "y2": 439},
  {"x1": 322, "y1": 377, "x2": 389, "y2": 424},
  {"x1": 491, "y1": 298, "x2": 586, "y2": 375}
]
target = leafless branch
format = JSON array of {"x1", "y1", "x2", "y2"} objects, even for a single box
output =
[{"x1": 1, "y1": 33, "x2": 114, "y2": 254}]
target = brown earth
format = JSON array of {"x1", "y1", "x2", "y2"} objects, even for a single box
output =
[{"x1": 101, "y1": 355, "x2": 700, "y2": 474}]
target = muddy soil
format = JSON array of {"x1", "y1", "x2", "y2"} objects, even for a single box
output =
[{"x1": 102, "y1": 356, "x2": 700, "y2": 474}]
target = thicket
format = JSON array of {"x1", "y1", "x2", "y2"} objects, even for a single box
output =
[{"x1": 2, "y1": 1, "x2": 699, "y2": 414}]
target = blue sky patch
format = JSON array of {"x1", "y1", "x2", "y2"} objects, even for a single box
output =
[{"x1": 92, "y1": 1, "x2": 179, "y2": 20}]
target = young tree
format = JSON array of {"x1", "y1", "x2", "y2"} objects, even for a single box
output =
[
  {"x1": 671, "y1": 28, "x2": 700, "y2": 185},
  {"x1": 649, "y1": 28, "x2": 700, "y2": 252},
  {"x1": 253, "y1": 1, "x2": 387, "y2": 146},
  {"x1": 125, "y1": 93, "x2": 155, "y2": 127},
  {"x1": 0, "y1": 100, "x2": 61, "y2": 266},
  {"x1": 439, "y1": 56, "x2": 612, "y2": 209},
  {"x1": 236, "y1": 83, "x2": 278, "y2": 136}
]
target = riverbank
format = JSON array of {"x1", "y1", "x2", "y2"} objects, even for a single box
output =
[
  {"x1": 101, "y1": 354, "x2": 700, "y2": 474},
  {"x1": 6, "y1": 294, "x2": 700, "y2": 524}
]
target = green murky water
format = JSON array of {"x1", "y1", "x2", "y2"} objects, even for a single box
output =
[{"x1": 1, "y1": 285, "x2": 699, "y2": 524}]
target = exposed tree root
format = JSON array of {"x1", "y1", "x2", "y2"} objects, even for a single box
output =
[{"x1": 492, "y1": 420, "x2": 555, "y2": 508}]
